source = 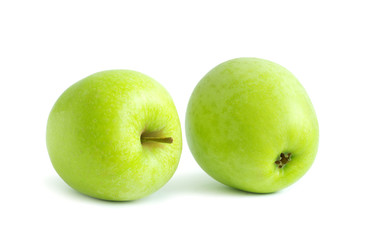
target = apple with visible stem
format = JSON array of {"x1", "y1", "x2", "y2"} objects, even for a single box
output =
[
  {"x1": 186, "y1": 58, "x2": 319, "y2": 193},
  {"x1": 47, "y1": 70, "x2": 182, "y2": 201}
]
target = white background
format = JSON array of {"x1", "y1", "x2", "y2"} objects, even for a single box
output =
[{"x1": 1, "y1": 0, "x2": 370, "y2": 239}]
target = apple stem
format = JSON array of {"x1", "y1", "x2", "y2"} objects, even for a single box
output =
[{"x1": 141, "y1": 136, "x2": 173, "y2": 144}]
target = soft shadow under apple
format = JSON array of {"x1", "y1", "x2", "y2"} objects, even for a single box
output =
[
  {"x1": 45, "y1": 171, "x2": 277, "y2": 204},
  {"x1": 158, "y1": 171, "x2": 276, "y2": 197}
]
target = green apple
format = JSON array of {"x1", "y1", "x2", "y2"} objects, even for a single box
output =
[
  {"x1": 47, "y1": 70, "x2": 182, "y2": 201},
  {"x1": 186, "y1": 58, "x2": 319, "y2": 193}
]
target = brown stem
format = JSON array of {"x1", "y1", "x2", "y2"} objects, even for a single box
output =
[{"x1": 141, "y1": 136, "x2": 173, "y2": 144}]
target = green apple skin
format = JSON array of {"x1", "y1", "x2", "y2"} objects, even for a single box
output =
[
  {"x1": 186, "y1": 58, "x2": 319, "y2": 193},
  {"x1": 47, "y1": 70, "x2": 182, "y2": 201}
]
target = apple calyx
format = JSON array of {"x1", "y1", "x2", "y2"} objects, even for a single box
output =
[
  {"x1": 275, "y1": 153, "x2": 292, "y2": 168},
  {"x1": 141, "y1": 136, "x2": 173, "y2": 144}
]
